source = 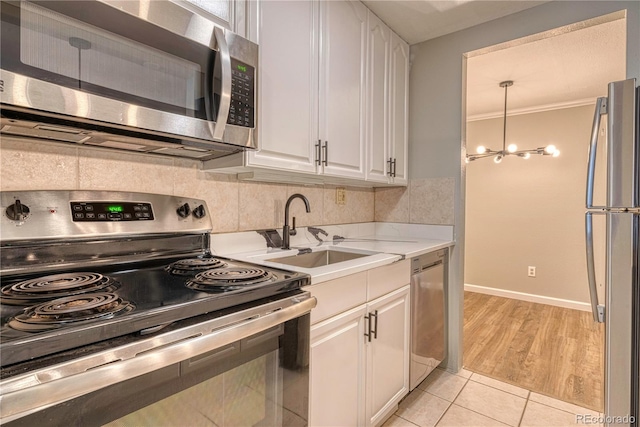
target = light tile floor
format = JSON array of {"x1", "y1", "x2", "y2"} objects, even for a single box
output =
[{"x1": 383, "y1": 369, "x2": 603, "y2": 427}]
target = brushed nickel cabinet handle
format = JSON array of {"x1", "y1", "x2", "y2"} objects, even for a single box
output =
[
  {"x1": 322, "y1": 141, "x2": 328, "y2": 166},
  {"x1": 315, "y1": 140, "x2": 321, "y2": 166}
]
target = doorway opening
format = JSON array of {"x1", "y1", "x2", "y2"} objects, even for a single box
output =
[{"x1": 462, "y1": 11, "x2": 626, "y2": 412}]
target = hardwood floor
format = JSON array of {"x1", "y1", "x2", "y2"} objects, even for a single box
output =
[{"x1": 463, "y1": 291, "x2": 604, "y2": 412}]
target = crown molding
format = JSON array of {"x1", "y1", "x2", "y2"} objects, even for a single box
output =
[{"x1": 466, "y1": 97, "x2": 597, "y2": 122}]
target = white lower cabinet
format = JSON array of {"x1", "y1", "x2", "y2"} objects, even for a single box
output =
[
  {"x1": 310, "y1": 305, "x2": 368, "y2": 427},
  {"x1": 309, "y1": 284, "x2": 410, "y2": 427},
  {"x1": 366, "y1": 287, "x2": 410, "y2": 426}
]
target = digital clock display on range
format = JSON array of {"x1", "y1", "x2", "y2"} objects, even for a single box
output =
[{"x1": 70, "y1": 202, "x2": 154, "y2": 222}]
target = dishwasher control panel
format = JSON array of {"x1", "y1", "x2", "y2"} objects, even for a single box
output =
[{"x1": 411, "y1": 249, "x2": 446, "y2": 274}]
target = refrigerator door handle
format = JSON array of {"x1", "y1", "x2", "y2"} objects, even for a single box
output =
[
  {"x1": 585, "y1": 212, "x2": 605, "y2": 323},
  {"x1": 586, "y1": 97, "x2": 608, "y2": 209}
]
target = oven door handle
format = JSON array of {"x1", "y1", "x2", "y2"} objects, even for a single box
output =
[
  {"x1": 211, "y1": 26, "x2": 232, "y2": 141},
  {"x1": 0, "y1": 296, "x2": 316, "y2": 423}
]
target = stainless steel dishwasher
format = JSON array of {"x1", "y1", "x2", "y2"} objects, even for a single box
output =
[{"x1": 410, "y1": 249, "x2": 447, "y2": 390}]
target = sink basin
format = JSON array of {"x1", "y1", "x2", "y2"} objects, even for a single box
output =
[{"x1": 266, "y1": 249, "x2": 373, "y2": 269}]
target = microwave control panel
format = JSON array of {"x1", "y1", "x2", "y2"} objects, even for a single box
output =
[
  {"x1": 70, "y1": 202, "x2": 154, "y2": 222},
  {"x1": 229, "y1": 59, "x2": 255, "y2": 128}
]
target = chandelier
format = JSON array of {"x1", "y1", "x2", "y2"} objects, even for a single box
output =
[{"x1": 466, "y1": 80, "x2": 560, "y2": 163}]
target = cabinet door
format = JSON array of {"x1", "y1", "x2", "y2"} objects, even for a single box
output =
[
  {"x1": 182, "y1": 0, "x2": 236, "y2": 32},
  {"x1": 365, "y1": 10, "x2": 391, "y2": 183},
  {"x1": 318, "y1": 0, "x2": 367, "y2": 180},
  {"x1": 247, "y1": 0, "x2": 319, "y2": 173},
  {"x1": 310, "y1": 305, "x2": 367, "y2": 427},
  {"x1": 366, "y1": 285, "x2": 410, "y2": 427},
  {"x1": 389, "y1": 33, "x2": 409, "y2": 185}
]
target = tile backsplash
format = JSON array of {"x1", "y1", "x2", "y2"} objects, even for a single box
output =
[
  {"x1": 0, "y1": 138, "x2": 454, "y2": 230},
  {"x1": 0, "y1": 138, "x2": 375, "y2": 233},
  {"x1": 374, "y1": 177, "x2": 455, "y2": 225}
]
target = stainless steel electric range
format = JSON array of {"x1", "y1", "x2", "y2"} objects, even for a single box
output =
[{"x1": 0, "y1": 190, "x2": 315, "y2": 426}]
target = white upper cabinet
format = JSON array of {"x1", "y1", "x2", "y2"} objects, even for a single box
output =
[
  {"x1": 365, "y1": 11, "x2": 391, "y2": 183},
  {"x1": 203, "y1": 0, "x2": 409, "y2": 187},
  {"x1": 246, "y1": 0, "x2": 367, "y2": 180},
  {"x1": 247, "y1": 0, "x2": 319, "y2": 173},
  {"x1": 318, "y1": 0, "x2": 368, "y2": 180},
  {"x1": 365, "y1": 15, "x2": 408, "y2": 185},
  {"x1": 181, "y1": 0, "x2": 256, "y2": 41},
  {"x1": 181, "y1": 0, "x2": 236, "y2": 33},
  {"x1": 389, "y1": 32, "x2": 409, "y2": 185}
]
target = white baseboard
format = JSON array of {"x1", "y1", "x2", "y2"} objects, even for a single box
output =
[{"x1": 464, "y1": 283, "x2": 591, "y2": 312}]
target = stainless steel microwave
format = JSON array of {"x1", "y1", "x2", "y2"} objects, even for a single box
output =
[{"x1": 0, "y1": 0, "x2": 258, "y2": 160}]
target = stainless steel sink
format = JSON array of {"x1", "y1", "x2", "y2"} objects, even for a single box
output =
[{"x1": 266, "y1": 249, "x2": 372, "y2": 268}]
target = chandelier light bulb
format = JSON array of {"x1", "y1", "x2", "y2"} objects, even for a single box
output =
[
  {"x1": 522, "y1": 152, "x2": 531, "y2": 159},
  {"x1": 545, "y1": 144, "x2": 557, "y2": 155},
  {"x1": 476, "y1": 145, "x2": 487, "y2": 154},
  {"x1": 494, "y1": 155, "x2": 503, "y2": 164},
  {"x1": 552, "y1": 150, "x2": 560, "y2": 157},
  {"x1": 507, "y1": 143, "x2": 518, "y2": 153}
]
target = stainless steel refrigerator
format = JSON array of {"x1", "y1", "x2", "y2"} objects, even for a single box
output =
[{"x1": 585, "y1": 78, "x2": 639, "y2": 426}]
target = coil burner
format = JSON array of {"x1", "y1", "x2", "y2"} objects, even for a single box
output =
[
  {"x1": 7, "y1": 292, "x2": 134, "y2": 332},
  {"x1": 0, "y1": 273, "x2": 120, "y2": 305},
  {"x1": 187, "y1": 267, "x2": 275, "y2": 292},
  {"x1": 165, "y1": 257, "x2": 228, "y2": 276}
]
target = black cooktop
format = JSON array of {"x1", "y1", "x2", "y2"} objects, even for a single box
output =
[{"x1": 0, "y1": 255, "x2": 310, "y2": 367}]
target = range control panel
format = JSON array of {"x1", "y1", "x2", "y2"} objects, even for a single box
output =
[
  {"x1": 228, "y1": 58, "x2": 255, "y2": 128},
  {"x1": 70, "y1": 202, "x2": 154, "y2": 222}
]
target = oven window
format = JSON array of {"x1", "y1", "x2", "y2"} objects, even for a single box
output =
[
  {"x1": 105, "y1": 353, "x2": 283, "y2": 427},
  {"x1": 1, "y1": 1, "x2": 214, "y2": 120}
]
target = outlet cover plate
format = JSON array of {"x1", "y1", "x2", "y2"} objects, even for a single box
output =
[{"x1": 336, "y1": 188, "x2": 346, "y2": 205}]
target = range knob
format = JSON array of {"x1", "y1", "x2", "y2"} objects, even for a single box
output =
[
  {"x1": 176, "y1": 203, "x2": 191, "y2": 219},
  {"x1": 6, "y1": 199, "x2": 30, "y2": 221},
  {"x1": 192, "y1": 204, "x2": 206, "y2": 219}
]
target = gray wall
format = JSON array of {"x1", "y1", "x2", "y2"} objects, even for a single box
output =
[
  {"x1": 408, "y1": 1, "x2": 640, "y2": 371},
  {"x1": 465, "y1": 105, "x2": 604, "y2": 304}
]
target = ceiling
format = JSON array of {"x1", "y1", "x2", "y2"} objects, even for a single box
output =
[
  {"x1": 362, "y1": 2, "x2": 626, "y2": 117},
  {"x1": 466, "y1": 17, "x2": 626, "y2": 119},
  {"x1": 362, "y1": 0, "x2": 550, "y2": 45}
]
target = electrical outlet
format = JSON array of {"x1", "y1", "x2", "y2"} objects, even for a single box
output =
[
  {"x1": 336, "y1": 188, "x2": 346, "y2": 205},
  {"x1": 528, "y1": 266, "x2": 536, "y2": 277}
]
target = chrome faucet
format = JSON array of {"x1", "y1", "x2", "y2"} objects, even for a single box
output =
[{"x1": 283, "y1": 193, "x2": 311, "y2": 249}]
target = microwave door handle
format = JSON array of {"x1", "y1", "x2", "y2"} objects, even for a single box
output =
[
  {"x1": 586, "y1": 97, "x2": 607, "y2": 209},
  {"x1": 585, "y1": 212, "x2": 605, "y2": 323},
  {"x1": 211, "y1": 27, "x2": 231, "y2": 141}
]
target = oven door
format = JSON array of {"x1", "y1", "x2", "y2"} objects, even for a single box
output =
[
  {"x1": 0, "y1": 0, "x2": 256, "y2": 148},
  {"x1": 0, "y1": 293, "x2": 315, "y2": 426}
]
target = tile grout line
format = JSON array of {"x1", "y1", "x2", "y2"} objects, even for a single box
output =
[
  {"x1": 394, "y1": 414, "x2": 421, "y2": 427},
  {"x1": 441, "y1": 403, "x2": 514, "y2": 427},
  {"x1": 433, "y1": 401, "x2": 454, "y2": 427},
  {"x1": 427, "y1": 373, "x2": 470, "y2": 427},
  {"x1": 451, "y1": 374, "x2": 471, "y2": 403},
  {"x1": 448, "y1": 375, "x2": 525, "y2": 427},
  {"x1": 465, "y1": 369, "x2": 599, "y2": 415},
  {"x1": 528, "y1": 398, "x2": 598, "y2": 418},
  {"x1": 467, "y1": 376, "x2": 529, "y2": 400},
  {"x1": 517, "y1": 391, "x2": 531, "y2": 427}
]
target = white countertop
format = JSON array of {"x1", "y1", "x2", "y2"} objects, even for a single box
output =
[
  {"x1": 217, "y1": 224, "x2": 454, "y2": 285},
  {"x1": 329, "y1": 235, "x2": 453, "y2": 259}
]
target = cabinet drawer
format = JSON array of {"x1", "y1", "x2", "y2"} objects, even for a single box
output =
[
  {"x1": 306, "y1": 271, "x2": 367, "y2": 324},
  {"x1": 367, "y1": 259, "x2": 410, "y2": 300}
]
